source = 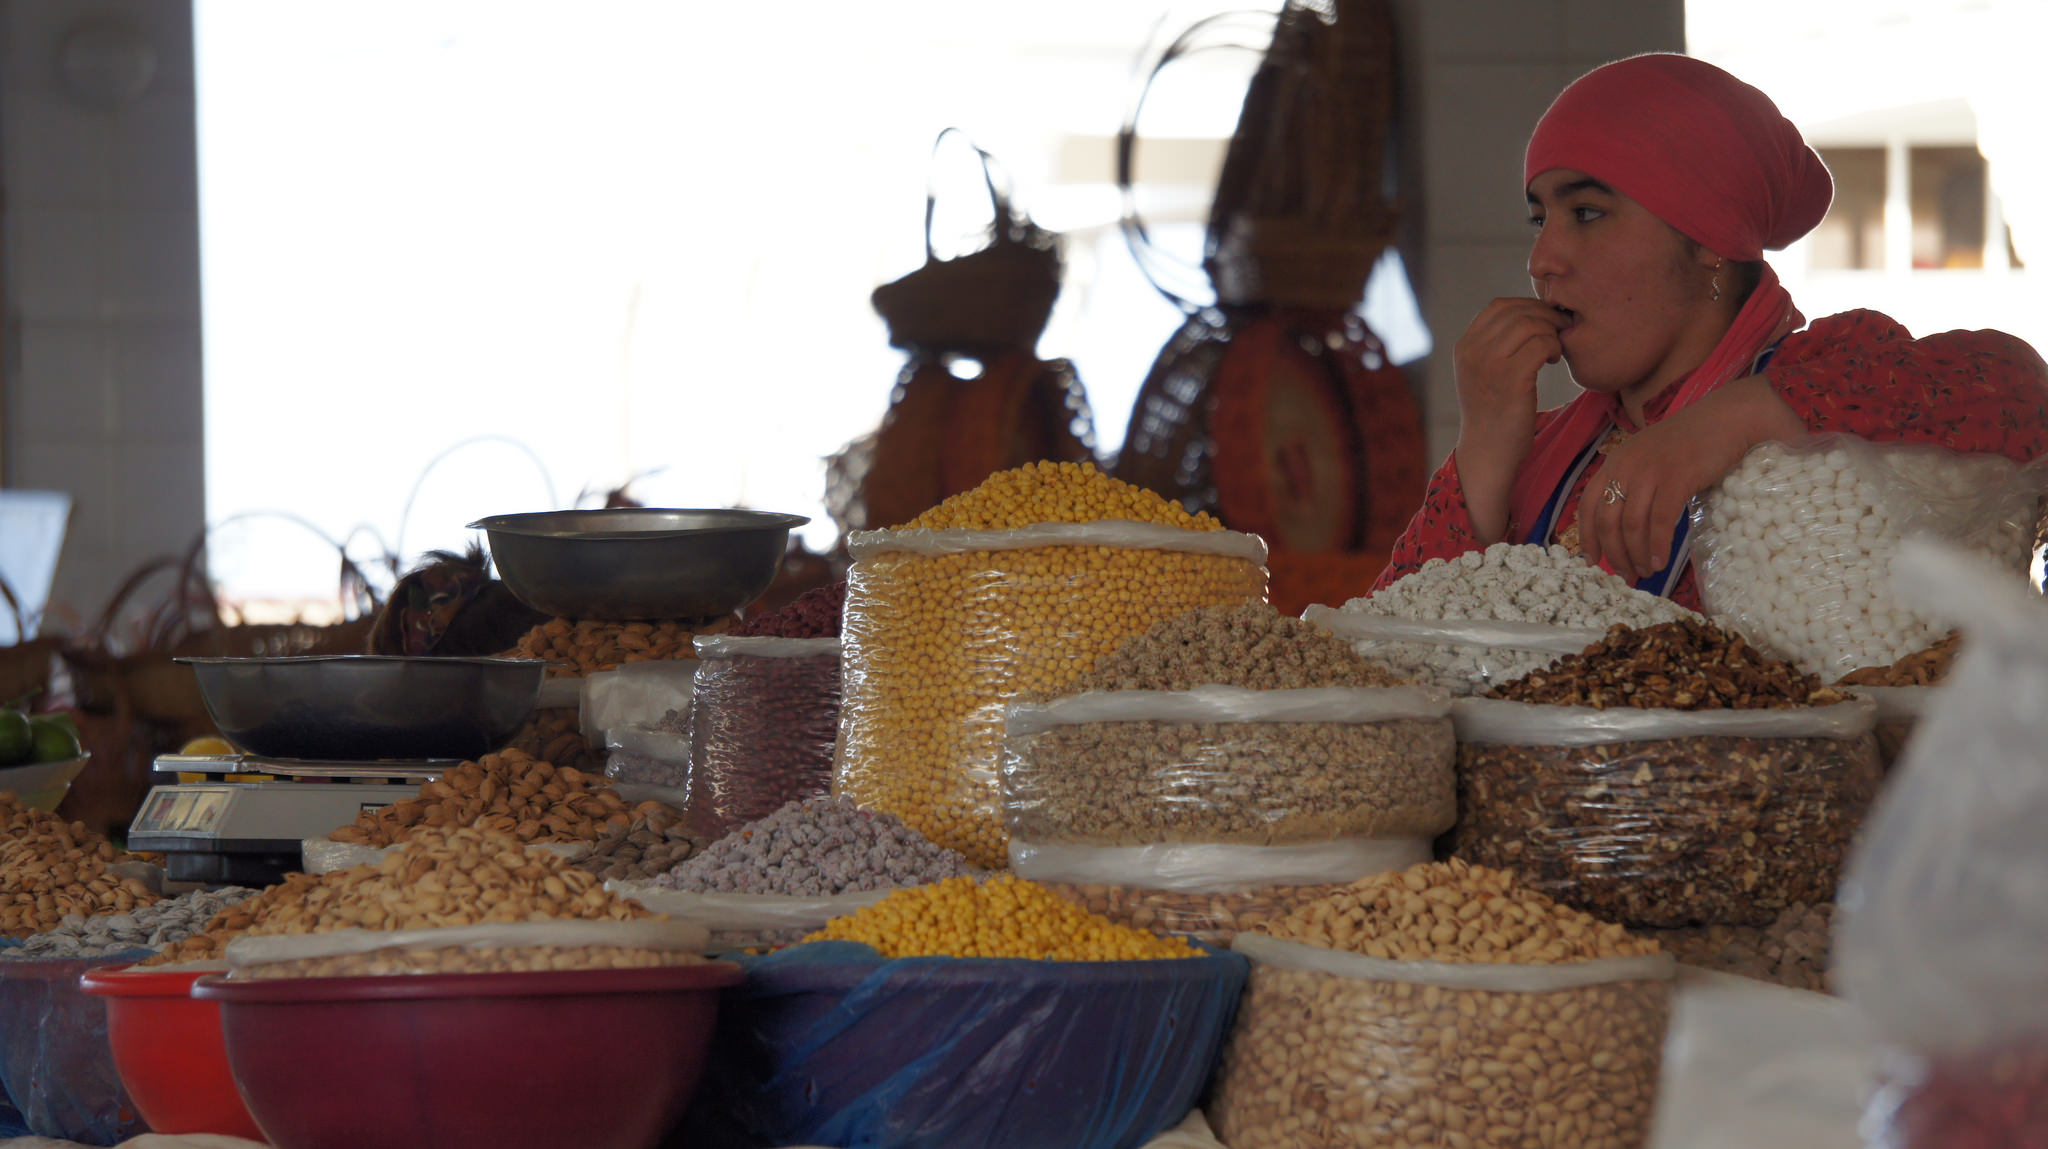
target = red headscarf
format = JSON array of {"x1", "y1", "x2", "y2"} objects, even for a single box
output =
[{"x1": 1508, "y1": 54, "x2": 1833, "y2": 561}]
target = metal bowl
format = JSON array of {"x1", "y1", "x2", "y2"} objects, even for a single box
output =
[
  {"x1": 469, "y1": 509, "x2": 809, "y2": 621},
  {"x1": 176, "y1": 656, "x2": 546, "y2": 762}
]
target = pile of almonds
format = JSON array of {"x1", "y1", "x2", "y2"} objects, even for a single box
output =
[
  {"x1": 144, "y1": 825, "x2": 655, "y2": 968},
  {"x1": 328, "y1": 749, "x2": 672, "y2": 848},
  {"x1": 1, "y1": 793, "x2": 162, "y2": 937},
  {"x1": 1491, "y1": 618, "x2": 1846, "y2": 710},
  {"x1": 1255, "y1": 858, "x2": 1659, "y2": 963},
  {"x1": 510, "y1": 616, "x2": 731, "y2": 679},
  {"x1": 571, "y1": 803, "x2": 697, "y2": 882}
]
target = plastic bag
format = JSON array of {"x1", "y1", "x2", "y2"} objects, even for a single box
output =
[
  {"x1": 687, "y1": 635, "x2": 840, "y2": 841},
  {"x1": 223, "y1": 918, "x2": 710, "y2": 979},
  {"x1": 679, "y1": 939, "x2": 1250, "y2": 1149},
  {"x1": 1303, "y1": 604, "x2": 1604, "y2": 695},
  {"x1": 1001, "y1": 684, "x2": 1454, "y2": 849},
  {"x1": 302, "y1": 837, "x2": 591, "y2": 875},
  {"x1": 604, "y1": 724, "x2": 692, "y2": 789},
  {"x1": 0, "y1": 949, "x2": 156, "y2": 1144},
  {"x1": 608, "y1": 881, "x2": 894, "y2": 953},
  {"x1": 836, "y1": 521, "x2": 1268, "y2": 868},
  {"x1": 1833, "y1": 541, "x2": 2048, "y2": 1148},
  {"x1": 1010, "y1": 838, "x2": 1429, "y2": 890},
  {"x1": 1693, "y1": 435, "x2": 2043, "y2": 680},
  {"x1": 1448, "y1": 696, "x2": 1881, "y2": 928},
  {"x1": 581, "y1": 658, "x2": 697, "y2": 744},
  {"x1": 1846, "y1": 685, "x2": 1939, "y2": 773},
  {"x1": 1210, "y1": 932, "x2": 1675, "y2": 1149}
]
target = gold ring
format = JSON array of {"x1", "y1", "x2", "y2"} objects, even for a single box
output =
[{"x1": 1603, "y1": 479, "x2": 1627, "y2": 505}]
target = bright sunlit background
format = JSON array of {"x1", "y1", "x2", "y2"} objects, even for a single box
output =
[{"x1": 196, "y1": 0, "x2": 2048, "y2": 616}]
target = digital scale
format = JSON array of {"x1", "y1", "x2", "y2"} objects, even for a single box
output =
[{"x1": 128, "y1": 754, "x2": 452, "y2": 885}]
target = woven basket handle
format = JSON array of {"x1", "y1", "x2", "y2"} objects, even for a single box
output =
[
  {"x1": 922, "y1": 128, "x2": 1016, "y2": 262},
  {"x1": 1117, "y1": 8, "x2": 1276, "y2": 315}
]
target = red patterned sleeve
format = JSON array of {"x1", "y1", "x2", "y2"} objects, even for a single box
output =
[
  {"x1": 1372, "y1": 409, "x2": 1567, "y2": 592},
  {"x1": 1764, "y1": 309, "x2": 2048, "y2": 462}
]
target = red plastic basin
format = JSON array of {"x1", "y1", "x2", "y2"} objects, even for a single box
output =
[
  {"x1": 192, "y1": 961, "x2": 744, "y2": 1149},
  {"x1": 78, "y1": 964, "x2": 263, "y2": 1142}
]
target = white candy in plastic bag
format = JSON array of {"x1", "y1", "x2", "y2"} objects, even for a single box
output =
[
  {"x1": 1306, "y1": 604, "x2": 1605, "y2": 695},
  {"x1": 1693, "y1": 435, "x2": 2040, "y2": 680}
]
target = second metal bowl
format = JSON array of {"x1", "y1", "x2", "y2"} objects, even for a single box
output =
[
  {"x1": 177, "y1": 655, "x2": 546, "y2": 762},
  {"x1": 469, "y1": 508, "x2": 808, "y2": 621}
]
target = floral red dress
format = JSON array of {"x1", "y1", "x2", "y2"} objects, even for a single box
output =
[{"x1": 1374, "y1": 310, "x2": 2048, "y2": 613}]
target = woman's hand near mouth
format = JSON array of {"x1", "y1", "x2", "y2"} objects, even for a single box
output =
[{"x1": 1453, "y1": 297, "x2": 1572, "y2": 544}]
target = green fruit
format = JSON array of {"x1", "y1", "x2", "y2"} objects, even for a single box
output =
[
  {"x1": 27, "y1": 717, "x2": 82, "y2": 764},
  {"x1": 0, "y1": 710, "x2": 28, "y2": 766}
]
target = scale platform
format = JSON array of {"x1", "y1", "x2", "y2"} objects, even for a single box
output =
[{"x1": 129, "y1": 754, "x2": 454, "y2": 885}]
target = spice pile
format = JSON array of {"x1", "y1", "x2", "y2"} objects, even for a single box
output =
[
  {"x1": 838, "y1": 460, "x2": 1265, "y2": 868},
  {"x1": 802, "y1": 873, "x2": 1201, "y2": 961},
  {"x1": 651, "y1": 796, "x2": 971, "y2": 897},
  {"x1": 1212, "y1": 861, "x2": 1670, "y2": 1149},
  {"x1": 1, "y1": 794, "x2": 163, "y2": 937}
]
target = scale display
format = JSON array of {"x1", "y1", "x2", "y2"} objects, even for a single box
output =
[{"x1": 135, "y1": 787, "x2": 235, "y2": 835}]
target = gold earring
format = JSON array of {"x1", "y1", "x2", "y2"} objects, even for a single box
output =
[{"x1": 1711, "y1": 262, "x2": 1724, "y2": 303}]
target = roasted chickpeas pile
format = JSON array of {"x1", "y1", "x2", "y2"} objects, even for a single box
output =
[
  {"x1": 1004, "y1": 718, "x2": 1455, "y2": 846},
  {"x1": 509, "y1": 615, "x2": 732, "y2": 678},
  {"x1": 839, "y1": 465, "x2": 1266, "y2": 868},
  {"x1": 0, "y1": 793, "x2": 162, "y2": 937},
  {"x1": 802, "y1": 874, "x2": 1201, "y2": 961},
  {"x1": 143, "y1": 825, "x2": 654, "y2": 967},
  {"x1": 1057, "y1": 600, "x2": 1411, "y2": 694},
  {"x1": 1254, "y1": 860, "x2": 1659, "y2": 963},
  {"x1": 1210, "y1": 861, "x2": 1671, "y2": 1149},
  {"x1": 1210, "y1": 963, "x2": 1671, "y2": 1149},
  {"x1": 328, "y1": 749, "x2": 659, "y2": 847},
  {"x1": 901, "y1": 460, "x2": 1219, "y2": 531},
  {"x1": 1044, "y1": 882, "x2": 1347, "y2": 948}
]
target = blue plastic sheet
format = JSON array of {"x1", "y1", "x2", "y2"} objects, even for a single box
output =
[
  {"x1": 678, "y1": 941, "x2": 1248, "y2": 1149},
  {"x1": 0, "y1": 949, "x2": 156, "y2": 1145}
]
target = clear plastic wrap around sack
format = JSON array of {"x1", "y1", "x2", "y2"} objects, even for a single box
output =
[
  {"x1": 607, "y1": 881, "x2": 895, "y2": 953},
  {"x1": 836, "y1": 522, "x2": 1269, "y2": 869},
  {"x1": 1833, "y1": 542, "x2": 2048, "y2": 1147},
  {"x1": 1448, "y1": 697, "x2": 1882, "y2": 929},
  {"x1": 1210, "y1": 933, "x2": 1675, "y2": 1149},
  {"x1": 677, "y1": 940, "x2": 1251, "y2": 1149},
  {"x1": 0, "y1": 949, "x2": 156, "y2": 1145},
  {"x1": 579, "y1": 657, "x2": 696, "y2": 745},
  {"x1": 301, "y1": 837, "x2": 592, "y2": 876},
  {"x1": 1303, "y1": 604, "x2": 1605, "y2": 696},
  {"x1": 1010, "y1": 838, "x2": 1431, "y2": 891},
  {"x1": 1001, "y1": 685, "x2": 1455, "y2": 848},
  {"x1": 1693, "y1": 434, "x2": 2043, "y2": 681},
  {"x1": 222, "y1": 919, "x2": 711, "y2": 980},
  {"x1": 603, "y1": 723, "x2": 691, "y2": 789},
  {"x1": 1044, "y1": 881, "x2": 1356, "y2": 949},
  {"x1": 687, "y1": 635, "x2": 840, "y2": 843},
  {"x1": 1847, "y1": 685, "x2": 1940, "y2": 774}
]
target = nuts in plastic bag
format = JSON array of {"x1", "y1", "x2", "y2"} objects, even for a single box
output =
[
  {"x1": 687, "y1": 635, "x2": 840, "y2": 842},
  {"x1": 837, "y1": 521, "x2": 1266, "y2": 868}
]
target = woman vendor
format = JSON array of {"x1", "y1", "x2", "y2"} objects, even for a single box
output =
[{"x1": 1377, "y1": 52, "x2": 2048, "y2": 609}]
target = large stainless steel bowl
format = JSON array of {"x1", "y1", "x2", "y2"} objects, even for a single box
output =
[
  {"x1": 177, "y1": 656, "x2": 546, "y2": 762},
  {"x1": 469, "y1": 509, "x2": 808, "y2": 621}
]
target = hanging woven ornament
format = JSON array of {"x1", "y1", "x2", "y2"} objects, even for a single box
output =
[
  {"x1": 1110, "y1": 0, "x2": 1423, "y2": 615},
  {"x1": 834, "y1": 131, "x2": 1097, "y2": 533}
]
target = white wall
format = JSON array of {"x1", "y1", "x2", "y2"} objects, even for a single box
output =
[
  {"x1": 1396, "y1": 0, "x2": 1685, "y2": 466},
  {"x1": 1, "y1": 0, "x2": 205, "y2": 640}
]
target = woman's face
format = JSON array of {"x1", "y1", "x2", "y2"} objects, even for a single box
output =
[{"x1": 1525, "y1": 169, "x2": 1727, "y2": 406}]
